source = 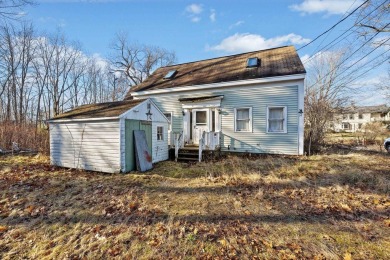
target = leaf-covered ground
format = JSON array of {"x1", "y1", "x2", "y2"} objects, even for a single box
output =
[{"x1": 0, "y1": 149, "x2": 389, "y2": 259}]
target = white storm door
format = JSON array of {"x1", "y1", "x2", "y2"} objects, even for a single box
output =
[{"x1": 192, "y1": 109, "x2": 209, "y2": 145}]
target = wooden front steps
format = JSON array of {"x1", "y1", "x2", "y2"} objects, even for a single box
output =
[
  {"x1": 177, "y1": 148, "x2": 201, "y2": 162},
  {"x1": 170, "y1": 146, "x2": 221, "y2": 162}
]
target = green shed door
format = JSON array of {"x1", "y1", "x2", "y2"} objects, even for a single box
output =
[
  {"x1": 140, "y1": 121, "x2": 152, "y2": 156},
  {"x1": 124, "y1": 120, "x2": 152, "y2": 172}
]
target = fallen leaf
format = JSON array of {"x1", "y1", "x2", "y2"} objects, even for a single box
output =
[
  {"x1": 344, "y1": 252, "x2": 352, "y2": 260},
  {"x1": 0, "y1": 226, "x2": 8, "y2": 232}
]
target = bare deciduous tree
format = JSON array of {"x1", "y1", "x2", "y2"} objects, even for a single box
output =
[
  {"x1": 304, "y1": 51, "x2": 353, "y2": 154},
  {"x1": 110, "y1": 32, "x2": 176, "y2": 87},
  {"x1": 355, "y1": 0, "x2": 390, "y2": 36},
  {"x1": 0, "y1": 0, "x2": 33, "y2": 21}
]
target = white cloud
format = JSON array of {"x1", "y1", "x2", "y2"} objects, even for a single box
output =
[
  {"x1": 191, "y1": 16, "x2": 201, "y2": 23},
  {"x1": 210, "y1": 9, "x2": 216, "y2": 22},
  {"x1": 185, "y1": 3, "x2": 203, "y2": 23},
  {"x1": 186, "y1": 4, "x2": 203, "y2": 15},
  {"x1": 92, "y1": 53, "x2": 109, "y2": 70},
  {"x1": 207, "y1": 33, "x2": 311, "y2": 53},
  {"x1": 38, "y1": 16, "x2": 66, "y2": 27},
  {"x1": 229, "y1": 20, "x2": 244, "y2": 29},
  {"x1": 300, "y1": 54, "x2": 311, "y2": 64},
  {"x1": 290, "y1": 0, "x2": 364, "y2": 15}
]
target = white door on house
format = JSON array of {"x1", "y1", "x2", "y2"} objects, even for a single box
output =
[{"x1": 192, "y1": 109, "x2": 209, "y2": 145}]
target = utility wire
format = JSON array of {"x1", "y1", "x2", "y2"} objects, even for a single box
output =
[
  {"x1": 297, "y1": 0, "x2": 369, "y2": 51},
  {"x1": 306, "y1": 23, "x2": 389, "y2": 90},
  {"x1": 308, "y1": 0, "x2": 360, "y2": 56},
  {"x1": 303, "y1": 0, "x2": 387, "y2": 64}
]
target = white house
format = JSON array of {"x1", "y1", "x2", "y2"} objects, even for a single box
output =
[
  {"x1": 331, "y1": 104, "x2": 390, "y2": 132},
  {"x1": 48, "y1": 99, "x2": 169, "y2": 173},
  {"x1": 125, "y1": 46, "x2": 306, "y2": 157}
]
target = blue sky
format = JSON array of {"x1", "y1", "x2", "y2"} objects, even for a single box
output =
[{"x1": 23, "y1": 0, "x2": 388, "y2": 104}]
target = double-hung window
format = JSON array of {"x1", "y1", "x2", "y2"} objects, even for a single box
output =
[
  {"x1": 157, "y1": 126, "x2": 164, "y2": 141},
  {"x1": 163, "y1": 112, "x2": 172, "y2": 131},
  {"x1": 234, "y1": 107, "x2": 252, "y2": 132},
  {"x1": 267, "y1": 106, "x2": 287, "y2": 133}
]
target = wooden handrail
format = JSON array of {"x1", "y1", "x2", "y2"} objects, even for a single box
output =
[
  {"x1": 199, "y1": 131, "x2": 206, "y2": 162},
  {"x1": 174, "y1": 131, "x2": 183, "y2": 162}
]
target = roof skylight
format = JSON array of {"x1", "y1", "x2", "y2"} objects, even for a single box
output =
[
  {"x1": 247, "y1": 57, "x2": 259, "y2": 68},
  {"x1": 163, "y1": 70, "x2": 177, "y2": 79}
]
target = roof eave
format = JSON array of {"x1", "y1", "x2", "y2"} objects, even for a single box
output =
[
  {"x1": 131, "y1": 73, "x2": 306, "y2": 96},
  {"x1": 47, "y1": 116, "x2": 120, "y2": 123}
]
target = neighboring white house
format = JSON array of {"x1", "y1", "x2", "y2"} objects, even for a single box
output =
[
  {"x1": 331, "y1": 105, "x2": 390, "y2": 133},
  {"x1": 48, "y1": 99, "x2": 169, "y2": 173},
  {"x1": 125, "y1": 46, "x2": 306, "y2": 155}
]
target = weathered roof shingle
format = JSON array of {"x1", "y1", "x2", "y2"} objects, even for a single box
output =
[
  {"x1": 126, "y1": 45, "x2": 305, "y2": 99},
  {"x1": 51, "y1": 99, "x2": 145, "y2": 120}
]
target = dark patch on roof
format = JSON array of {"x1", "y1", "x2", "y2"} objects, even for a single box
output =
[
  {"x1": 179, "y1": 95, "x2": 224, "y2": 102},
  {"x1": 51, "y1": 99, "x2": 146, "y2": 120},
  {"x1": 125, "y1": 46, "x2": 305, "y2": 99},
  {"x1": 342, "y1": 104, "x2": 389, "y2": 114}
]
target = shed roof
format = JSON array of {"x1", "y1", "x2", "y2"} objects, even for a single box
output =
[
  {"x1": 125, "y1": 45, "x2": 305, "y2": 98},
  {"x1": 50, "y1": 99, "x2": 146, "y2": 120}
]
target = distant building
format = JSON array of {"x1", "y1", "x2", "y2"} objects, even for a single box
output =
[{"x1": 331, "y1": 105, "x2": 390, "y2": 132}]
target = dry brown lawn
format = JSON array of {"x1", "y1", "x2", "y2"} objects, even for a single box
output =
[{"x1": 0, "y1": 148, "x2": 389, "y2": 259}]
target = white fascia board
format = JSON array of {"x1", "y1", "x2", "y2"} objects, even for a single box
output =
[
  {"x1": 47, "y1": 117, "x2": 119, "y2": 123},
  {"x1": 131, "y1": 73, "x2": 306, "y2": 96},
  {"x1": 118, "y1": 98, "x2": 170, "y2": 123},
  {"x1": 118, "y1": 98, "x2": 148, "y2": 119}
]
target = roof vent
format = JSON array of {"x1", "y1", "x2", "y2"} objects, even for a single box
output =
[
  {"x1": 247, "y1": 57, "x2": 260, "y2": 68},
  {"x1": 163, "y1": 70, "x2": 177, "y2": 80}
]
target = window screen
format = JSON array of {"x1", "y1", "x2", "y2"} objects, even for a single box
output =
[
  {"x1": 236, "y1": 108, "x2": 250, "y2": 131},
  {"x1": 268, "y1": 107, "x2": 285, "y2": 132}
]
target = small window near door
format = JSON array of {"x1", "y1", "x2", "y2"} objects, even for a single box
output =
[
  {"x1": 163, "y1": 112, "x2": 172, "y2": 131},
  {"x1": 267, "y1": 106, "x2": 287, "y2": 133},
  {"x1": 157, "y1": 126, "x2": 164, "y2": 141},
  {"x1": 234, "y1": 107, "x2": 252, "y2": 132},
  {"x1": 196, "y1": 111, "x2": 207, "y2": 125}
]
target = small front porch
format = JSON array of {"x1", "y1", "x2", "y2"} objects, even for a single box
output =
[
  {"x1": 168, "y1": 95, "x2": 223, "y2": 162},
  {"x1": 170, "y1": 131, "x2": 221, "y2": 162}
]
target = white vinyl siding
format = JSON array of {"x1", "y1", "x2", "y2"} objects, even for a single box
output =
[
  {"x1": 267, "y1": 106, "x2": 287, "y2": 133},
  {"x1": 135, "y1": 79, "x2": 301, "y2": 155},
  {"x1": 119, "y1": 100, "x2": 169, "y2": 170},
  {"x1": 152, "y1": 122, "x2": 169, "y2": 163},
  {"x1": 234, "y1": 107, "x2": 252, "y2": 132},
  {"x1": 157, "y1": 126, "x2": 164, "y2": 140},
  {"x1": 50, "y1": 120, "x2": 121, "y2": 173}
]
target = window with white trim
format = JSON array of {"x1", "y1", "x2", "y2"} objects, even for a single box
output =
[
  {"x1": 163, "y1": 112, "x2": 172, "y2": 131},
  {"x1": 157, "y1": 126, "x2": 164, "y2": 141},
  {"x1": 342, "y1": 123, "x2": 350, "y2": 130},
  {"x1": 267, "y1": 106, "x2": 287, "y2": 133},
  {"x1": 234, "y1": 107, "x2": 252, "y2": 132}
]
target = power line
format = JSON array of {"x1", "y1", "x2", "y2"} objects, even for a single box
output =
[
  {"x1": 308, "y1": 0, "x2": 360, "y2": 56},
  {"x1": 297, "y1": 0, "x2": 369, "y2": 51},
  {"x1": 303, "y1": 0, "x2": 388, "y2": 64},
  {"x1": 305, "y1": 23, "x2": 389, "y2": 90}
]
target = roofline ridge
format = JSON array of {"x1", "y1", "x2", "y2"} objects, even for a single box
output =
[{"x1": 161, "y1": 45, "x2": 294, "y2": 69}]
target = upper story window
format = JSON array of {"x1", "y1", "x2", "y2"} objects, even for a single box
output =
[
  {"x1": 163, "y1": 70, "x2": 177, "y2": 80},
  {"x1": 267, "y1": 106, "x2": 287, "y2": 133},
  {"x1": 343, "y1": 114, "x2": 348, "y2": 120},
  {"x1": 358, "y1": 114, "x2": 363, "y2": 119},
  {"x1": 349, "y1": 114, "x2": 354, "y2": 120},
  {"x1": 234, "y1": 107, "x2": 252, "y2": 132},
  {"x1": 247, "y1": 57, "x2": 259, "y2": 68}
]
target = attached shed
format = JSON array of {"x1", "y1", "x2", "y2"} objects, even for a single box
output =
[{"x1": 49, "y1": 99, "x2": 169, "y2": 173}]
